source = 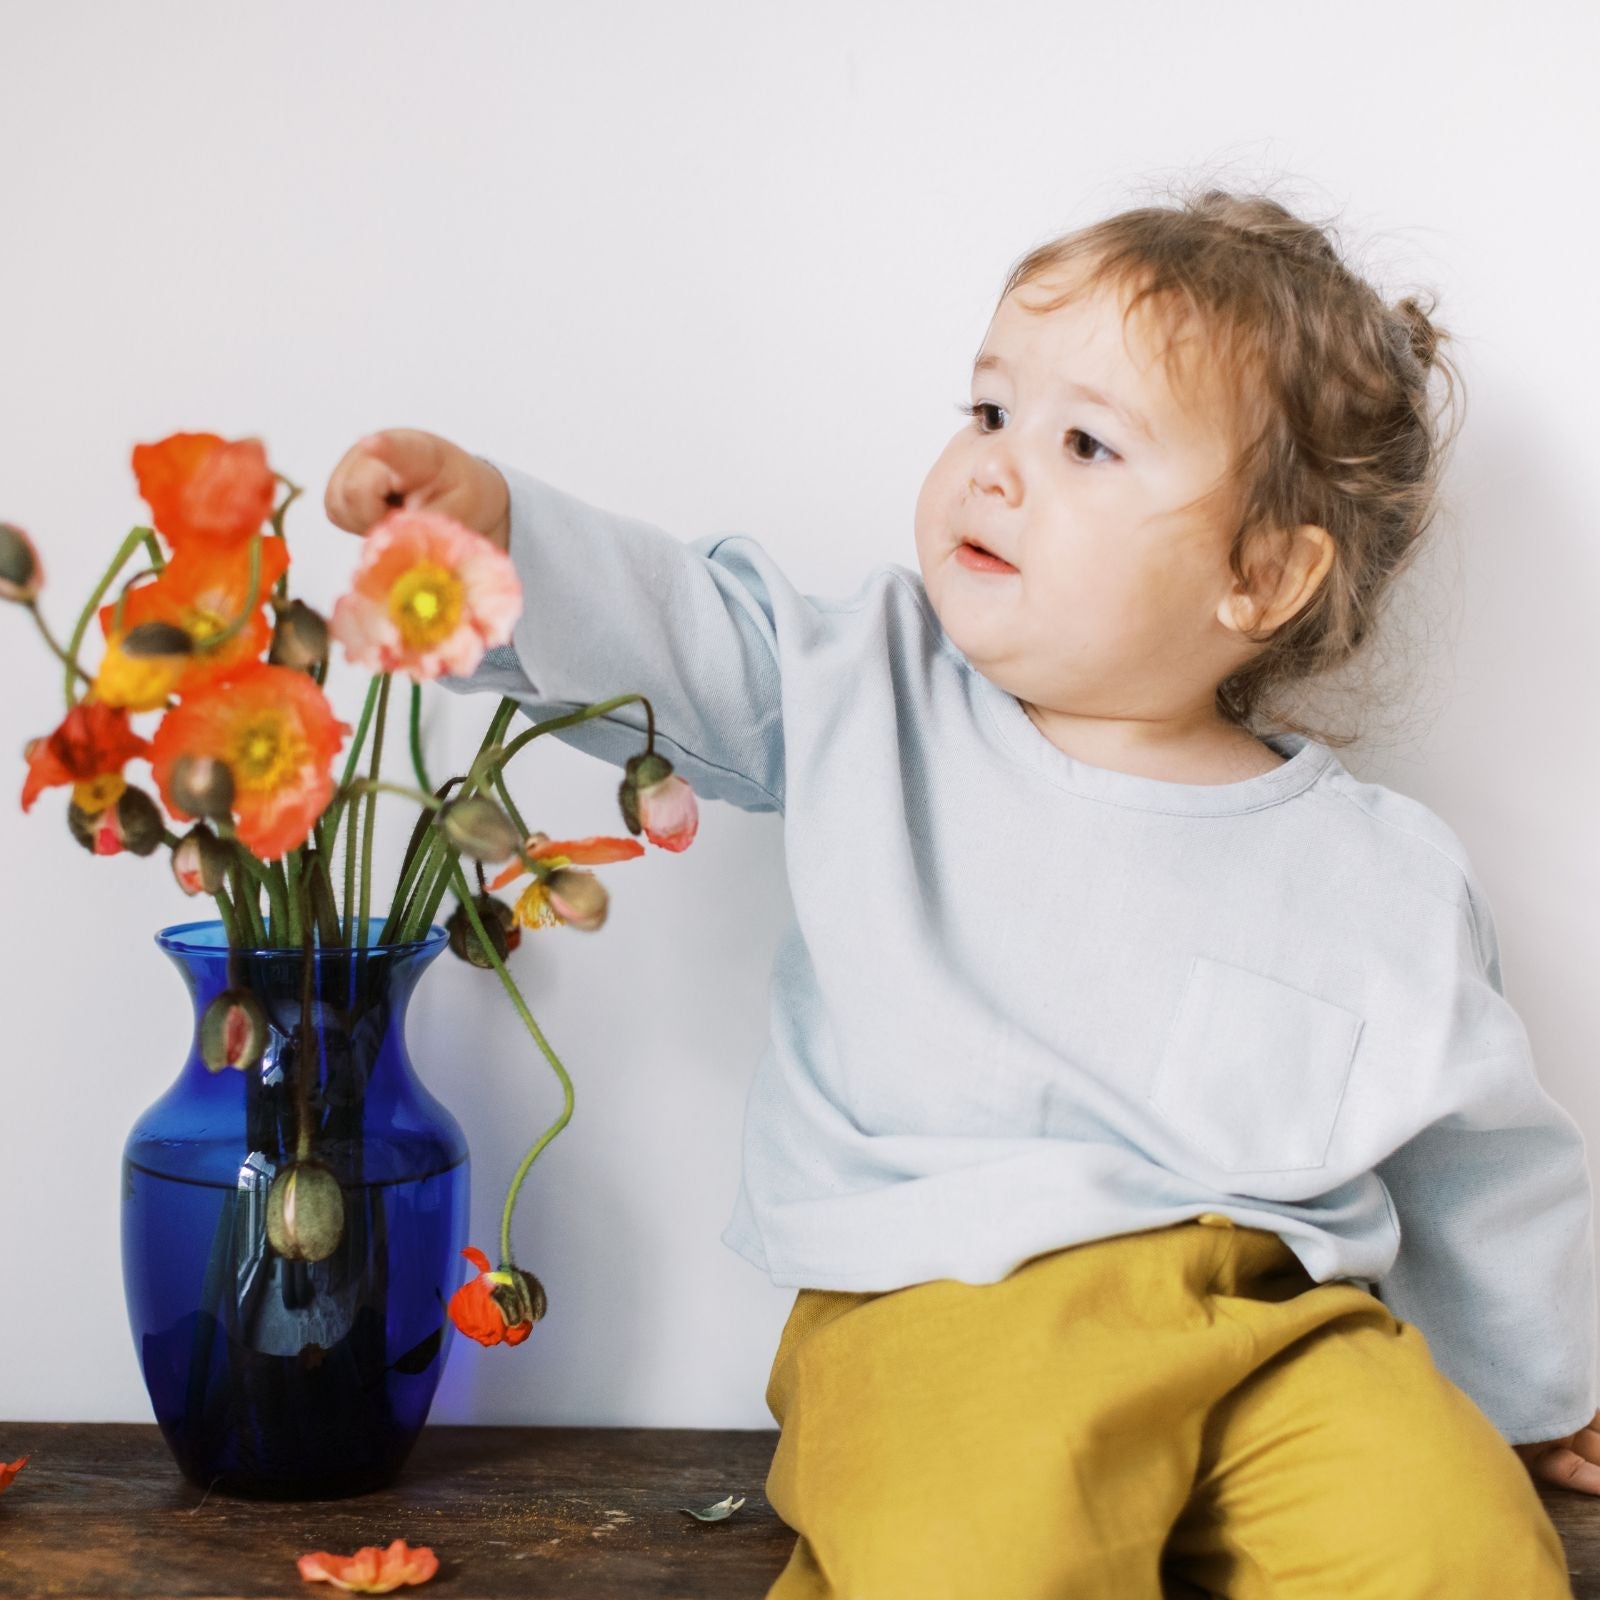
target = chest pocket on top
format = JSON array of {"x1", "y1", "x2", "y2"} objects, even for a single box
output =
[{"x1": 1144, "y1": 954, "x2": 1364, "y2": 1174}]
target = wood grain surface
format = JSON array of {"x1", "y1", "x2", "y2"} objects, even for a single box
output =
[{"x1": 0, "y1": 1423, "x2": 1596, "y2": 1598}]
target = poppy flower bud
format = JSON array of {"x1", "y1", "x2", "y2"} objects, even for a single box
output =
[
  {"x1": 66, "y1": 781, "x2": 163, "y2": 857},
  {"x1": 170, "y1": 753, "x2": 236, "y2": 821},
  {"x1": 437, "y1": 795, "x2": 522, "y2": 863},
  {"x1": 120, "y1": 619, "x2": 194, "y2": 658},
  {"x1": 490, "y1": 1266, "x2": 548, "y2": 1330},
  {"x1": 446, "y1": 891, "x2": 522, "y2": 967},
  {"x1": 266, "y1": 1159, "x2": 346, "y2": 1263},
  {"x1": 0, "y1": 523, "x2": 43, "y2": 604},
  {"x1": 619, "y1": 751, "x2": 698, "y2": 852},
  {"x1": 545, "y1": 867, "x2": 608, "y2": 932},
  {"x1": 172, "y1": 823, "x2": 231, "y2": 896},
  {"x1": 199, "y1": 987, "x2": 269, "y2": 1071},
  {"x1": 268, "y1": 599, "x2": 330, "y2": 673}
]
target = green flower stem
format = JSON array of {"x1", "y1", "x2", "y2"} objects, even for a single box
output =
[
  {"x1": 107, "y1": 565, "x2": 162, "y2": 639},
  {"x1": 497, "y1": 691, "x2": 654, "y2": 767},
  {"x1": 211, "y1": 881, "x2": 242, "y2": 950},
  {"x1": 199, "y1": 533, "x2": 262, "y2": 651},
  {"x1": 343, "y1": 777, "x2": 441, "y2": 810},
  {"x1": 161, "y1": 827, "x2": 182, "y2": 849},
  {"x1": 25, "y1": 602, "x2": 94, "y2": 689},
  {"x1": 448, "y1": 860, "x2": 574, "y2": 1272},
  {"x1": 138, "y1": 529, "x2": 165, "y2": 573},
  {"x1": 398, "y1": 830, "x2": 457, "y2": 945},
  {"x1": 228, "y1": 859, "x2": 266, "y2": 946},
  {"x1": 219, "y1": 824, "x2": 289, "y2": 944},
  {"x1": 284, "y1": 848, "x2": 304, "y2": 946},
  {"x1": 378, "y1": 778, "x2": 462, "y2": 946},
  {"x1": 307, "y1": 848, "x2": 342, "y2": 946},
  {"x1": 342, "y1": 795, "x2": 359, "y2": 949},
  {"x1": 393, "y1": 698, "x2": 519, "y2": 941},
  {"x1": 63, "y1": 524, "x2": 154, "y2": 707},
  {"x1": 409, "y1": 681, "x2": 431, "y2": 792},
  {"x1": 357, "y1": 672, "x2": 393, "y2": 950},
  {"x1": 317, "y1": 675, "x2": 382, "y2": 859},
  {"x1": 491, "y1": 768, "x2": 530, "y2": 840},
  {"x1": 269, "y1": 475, "x2": 301, "y2": 605}
]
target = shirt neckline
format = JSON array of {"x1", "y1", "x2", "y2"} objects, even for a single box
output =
[{"x1": 968, "y1": 662, "x2": 1337, "y2": 816}]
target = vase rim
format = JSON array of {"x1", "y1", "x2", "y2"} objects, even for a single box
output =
[{"x1": 155, "y1": 917, "x2": 449, "y2": 958}]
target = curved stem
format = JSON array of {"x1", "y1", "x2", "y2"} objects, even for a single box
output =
[
  {"x1": 409, "y1": 680, "x2": 431, "y2": 792},
  {"x1": 198, "y1": 532, "x2": 262, "y2": 650},
  {"x1": 63, "y1": 525, "x2": 154, "y2": 707},
  {"x1": 449, "y1": 861, "x2": 574, "y2": 1271},
  {"x1": 25, "y1": 601, "x2": 93, "y2": 689}
]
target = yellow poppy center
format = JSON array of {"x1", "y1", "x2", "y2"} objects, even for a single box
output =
[
  {"x1": 388, "y1": 562, "x2": 464, "y2": 651},
  {"x1": 228, "y1": 712, "x2": 306, "y2": 792},
  {"x1": 186, "y1": 606, "x2": 230, "y2": 648}
]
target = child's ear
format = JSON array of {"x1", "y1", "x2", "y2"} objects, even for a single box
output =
[{"x1": 1220, "y1": 523, "x2": 1334, "y2": 639}]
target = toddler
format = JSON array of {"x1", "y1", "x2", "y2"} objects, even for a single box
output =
[{"x1": 325, "y1": 187, "x2": 1595, "y2": 1598}]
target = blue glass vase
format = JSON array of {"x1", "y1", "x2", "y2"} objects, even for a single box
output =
[{"x1": 121, "y1": 917, "x2": 469, "y2": 1501}]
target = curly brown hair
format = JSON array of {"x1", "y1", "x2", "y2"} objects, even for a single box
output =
[{"x1": 995, "y1": 182, "x2": 1466, "y2": 749}]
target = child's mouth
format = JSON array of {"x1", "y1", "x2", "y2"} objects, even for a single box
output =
[{"x1": 955, "y1": 541, "x2": 1018, "y2": 575}]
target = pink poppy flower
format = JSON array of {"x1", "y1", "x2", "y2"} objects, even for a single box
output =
[{"x1": 329, "y1": 509, "x2": 521, "y2": 680}]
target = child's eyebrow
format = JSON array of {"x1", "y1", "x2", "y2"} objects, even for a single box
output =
[{"x1": 972, "y1": 350, "x2": 1157, "y2": 445}]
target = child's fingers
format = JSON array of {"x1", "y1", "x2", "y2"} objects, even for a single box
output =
[{"x1": 324, "y1": 428, "x2": 443, "y2": 536}]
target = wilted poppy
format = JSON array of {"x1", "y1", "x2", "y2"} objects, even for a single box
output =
[
  {"x1": 296, "y1": 1538, "x2": 438, "y2": 1593},
  {"x1": 132, "y1": 432, "x2": 278, "y2": 553},
  {"x1": 97, "y1": 534, "x2": 289, "y2": 697},
  {"x1": 447, "y1": 1245, "x2": 545, "y2": 1347},
  {"x1": 21, "y1": 700, "x2": 150, "y2": 812},
  {"x1": 329, "y1": 508, "x2": 521, "y2": 680},
  {"x1": 0, "y1": 1455, "x2": 26, "y2": 1495},
  {"x1": 149, "y1": 661, "x2": 349, "y2": 860}
]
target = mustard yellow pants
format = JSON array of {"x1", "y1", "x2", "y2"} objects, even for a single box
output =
[{"x1": 761, "y1": 1215, "x2": 1573, "y2": 1599}]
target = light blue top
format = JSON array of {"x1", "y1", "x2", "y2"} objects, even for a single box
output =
[{"x1": 440, "y1": 456, "x2": 1596, "y2": 1445}]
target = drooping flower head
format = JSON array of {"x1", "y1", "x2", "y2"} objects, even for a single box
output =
[
  {"x1": 132, "y1": 432, "x2": 278, "y2": 553},
  {"x1": 21, "y1": 700, "x2": 150, "y2": 812},
  {"x1": 329, "y1": 509, "x2": 521, "y2": 680},
  {"x1": 0, "y1": 1456, "x2": 27, "y2": 1496},
  {"x1": 150, "y1": 662, "x2": 349, "y2": 859},
  {"x1": 447, "y1": 1245, "x2": 546, "y2": 1347}
]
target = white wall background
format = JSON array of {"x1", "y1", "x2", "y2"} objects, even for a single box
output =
[{"x1": 1, "y1": 1, "x2": 1596, "y2": 1429}]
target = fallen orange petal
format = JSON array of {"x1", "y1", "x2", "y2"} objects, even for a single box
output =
[
  {"x1": 296, "y1": 1537, "x2": 439, "y2": 1592},
  {"x1": 0, "y1": 1455, "x2": 28, "y2": 1495}
]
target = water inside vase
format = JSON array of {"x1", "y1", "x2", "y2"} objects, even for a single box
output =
[{"x1": 122, "y1": 1153, "x2": 466, "y2": 1500}]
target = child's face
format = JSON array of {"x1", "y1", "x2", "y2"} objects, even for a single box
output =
[{"x1": 913, "y1": 262, "x2": 1265, "y2": 726}]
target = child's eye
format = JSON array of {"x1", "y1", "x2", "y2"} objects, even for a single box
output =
[{"x1": 955, "y1": 401, "x2": 1117, "y2": 465}]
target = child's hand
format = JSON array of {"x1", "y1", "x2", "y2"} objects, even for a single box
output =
[
  {"x1": 324, "y1": 428, "x2": 510, "y2": 552},
  {"x1": 1512, "y1": 1407, "x2": 1600, "y2": 1495}
]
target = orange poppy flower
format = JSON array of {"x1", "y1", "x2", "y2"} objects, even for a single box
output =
[
  {"x1": 21, "y1": 701, "x2": 150, "y2": 812},
  {"x1": 132, "y1": 432, "x2": 278, "y2": 553},
  {"x1": 96, "y1": 533, "x2": 290, "y2": 697},
  {"x1": 149, "y1": 662, "x2": 349, "y2": 860},
  {"x1": 484, "y1": 832, "x2": 644, "y2": 892},
  {"x1": 448, "y1": 1245, "x2": 534, "y2": 1347},
  {"x1": 296, "y1": 1538, "x2": 438, "y2": 1593},
  {"x1": 0, "y1": 1455, "x2": 26, "y2": 1495}
]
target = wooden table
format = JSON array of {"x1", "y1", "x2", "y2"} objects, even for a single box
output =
[{"x1": 2, "y1": 1422, "x2": 1598, "y2": 1598}]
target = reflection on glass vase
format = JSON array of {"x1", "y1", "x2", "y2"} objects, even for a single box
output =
[{"x1": 121, "y1": 917, "x2": 469, "y2": 1500}]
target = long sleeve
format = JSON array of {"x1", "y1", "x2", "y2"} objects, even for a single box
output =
[
  {"x1": 1371, "y1": 869, "x2": 1597, "y2": 1446},
  {"x1": 436, "y1": 456, "x2": 791, "y2": 813}
]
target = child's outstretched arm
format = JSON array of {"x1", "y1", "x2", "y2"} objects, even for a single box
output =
[
  {"x1": 1371, "y1": 871, "x2": 1597, "y2": 1452},
  {"x1": 328, "y1": 432, "x2": 788, "y2": 813}
]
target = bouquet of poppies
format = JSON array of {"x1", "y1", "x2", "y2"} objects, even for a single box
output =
[{"x1": 3, "y1": 430, "x2": 700, "y2": 1352}]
